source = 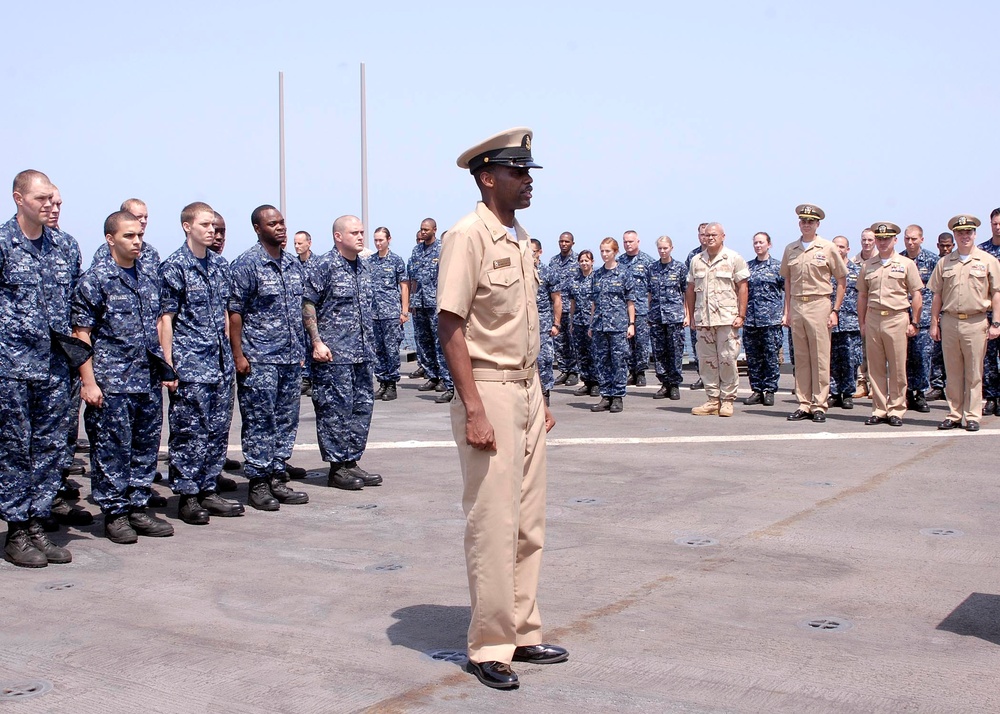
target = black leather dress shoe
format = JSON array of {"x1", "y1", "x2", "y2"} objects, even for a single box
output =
[
  {"x1": 887, "y1": 416, "x2": 903, "y2": 427},
  {"x1": 865, "y1": 415, "x2": 885, "y2": 425},
  {"x1": 787, "y1": 409, "x2": 811, "y2": 421},
  {"x1": 811, "y1": 411, "x2": 826, "y2": 423},
  {"x1": 465, "y1": 660, "x2": 518, "y2": 689},
  {"x1": 966, "y1": 421, "x2": 981, "y2": 432},
  {"x1": 512, "y1": 644, "x2": 569, "y2": 664},
  {"x1": 937, "y1": 419, "x2": 960, "y2": 430}
]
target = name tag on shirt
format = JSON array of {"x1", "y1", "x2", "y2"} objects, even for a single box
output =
[{"x1": 493, "y1": 258, "x2": 512, "y2": 269}]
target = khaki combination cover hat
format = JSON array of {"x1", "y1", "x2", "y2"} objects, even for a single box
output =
[
  {"x1": 870, "y1": 222, "x2": 901, "y2": 237},
  {"x1": 457, "y1": 127, "x2": 543, "y2": 173},
  {"x1": 948, "y1": 214, "x2": 981, "y2": 231},
  {"x1": 796, "y1": 204, "x2": 825, "y2": 221}
]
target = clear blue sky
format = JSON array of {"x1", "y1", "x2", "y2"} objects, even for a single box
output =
[{"x1": 4, "y1": 0, "x2": 998, "y2": 263}]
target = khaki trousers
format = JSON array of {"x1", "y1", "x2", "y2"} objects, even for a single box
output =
[
  {"x1": 451, "y1": 375, "x2": 547, "y2": 664},
  {"x1": 864, "y1": 309, "x2": 909, "y2": 418},
  {"x1": 696, "y1": 325, "x2": 741, "y2": 402},
  {"x1": 941, "y1": 313, "x2": 988, "y2": 423},
  {"x1": 790, "y1": 297, "x2": 833, "y2": 412}
]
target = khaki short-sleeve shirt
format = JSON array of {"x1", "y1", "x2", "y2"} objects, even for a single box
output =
[
  {"x1": 856, "y1": 253, "x2": 923, "y2": 311},
  {"x1": 437, "y1": 202, "x2": 540, "y2": 371},
  {"x1": 927, "y1": 248, "x2": 1000, "y2": 315},
  {"x1": 780, "y1": 237, "x2": 848, "y2": 297},
  {"x1": 687, "y1": 247, "x2": 750, "y2": 327}
]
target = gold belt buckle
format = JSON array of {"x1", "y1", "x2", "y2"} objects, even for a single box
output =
[
  {"x1": 958, "y1": 313, "x2": 969, "y2": 319},
  {"x1": 879, "y1": 310, "x2": 889, "y2": 316},
  {"x1": 801, "y1": 296, "x2": 811, "y2": 302}
]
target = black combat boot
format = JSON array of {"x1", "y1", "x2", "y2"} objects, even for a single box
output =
[
  {"x1": 199, "y1": 492, "x2": 245, "y2": 517},
  {"x1": 328, "y1": 463, "x2": 364, "y2": 490},
  {"x1": 104, "y1": 512, "x2": 138, "y2": 544},
  {"x1": 27, "y1": 518, "x2": 71, "y2": 564},
  {"x1": 51, "y1": 496, "x2": 94, "y2": 526},
  {"x1": 565, "y1": 373, "x2": 580, "y2": 386},
  {"x1": 268, "y1": 477, "x2": 309, "y2": 505},
  {"x1": 635, "y1": 372, "x2": 646, "y2": 387},
  {"x1": 573, "y1": 382, "x2": 592, "y2": 396},
  {"x1": 374, "y1": 381, "x2": 387, "y2": 399},
  {"x1": 609, "y1": 397, "x2": 624, "y2": 413},
  {"x1": 344, "y1": 461, "x2": 382, "y2": 486},
  {"x1": 382, "y1": 382, "x2": 397, "y2": 401},
  {"x1": 178, "y1": 494, "x2": 210, "y2": 525},
  {"x1": 417, "y1": 378, "x2": 440, "y2": 392},
  {"x1": 248, "y1": 478, "x2": 279, "y2": 511},
  {"x1": 912, "y1": 390, "x2": 930, "y2": 413},
  {"x1": 590, "y1": 397, "x2": 611, "y2": 412},
  {"x1": 4, "y1": 521, "x2": 47, "y2": 567},
  {"x1": 129, "y1": 509, "x2": 175, "y2": 537},
  {"x1": 216, "y1": 474, "x2": 239, "y2": 492}
]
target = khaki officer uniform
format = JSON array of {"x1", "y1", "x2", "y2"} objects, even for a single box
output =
[
  {"x1": 688, "y1": 246, "x2": 750, "y2": 406},
  {"x1": 928, "y1": 215, "x2": 1000, "y2": 427},
  {"x1": 857, "y1": 223, "x2": 923, "y2": 421},
  {"x1": 438, "y1": 130, "x2": 548, "y2": 666},
  {"x1": 780, "y1": 205, "x2": 849, "y2": 414}
]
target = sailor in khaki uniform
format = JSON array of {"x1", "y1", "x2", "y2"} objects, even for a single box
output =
[
  {"x1": 780, "y1": 204, "x2": 848, "y2": 423},
  {"x1": 437, "y1": 127, "x2": 566, "y2": 690},
  {"x1": 928, "y1": 215, "x2": 1000, "y2": 431},
  {"x1": 856, "y1": 222, "x2": 923, "y2": 426}
]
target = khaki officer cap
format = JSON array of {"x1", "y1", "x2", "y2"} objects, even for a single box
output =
[
  {"x1": 796, "y1": 204, "x2": 825, "y2": 221},
  {"x1": 870, "y1": 222, "x2": 901, "y2": 237},
  {"x1": 948, "y1": 214, "x2": 981, "y2": 232},
  {"x1": 457, "y1": 127, "x2": 543, "y2": 173}
]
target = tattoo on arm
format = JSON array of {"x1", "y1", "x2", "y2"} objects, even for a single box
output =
[{"x1": 302, "y1": 302, "x2": 321, "y2": 343}]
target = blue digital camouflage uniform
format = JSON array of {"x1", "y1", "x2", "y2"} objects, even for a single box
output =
[
  {"x1": 648, "y1": 258, "x2": 687, "y2": 387},
  {"x1": 304, "y1": 250, "x2": 376, "y2": 464},
  {"x1": 686, "y1": 246, "x2": 702, "y2": 374},
  {"x1": 0, "y1": 218, "x2": 81, "y2": 523},
  {"x1": 930, "y1": 337, "x2": 946, "y2": 390},
  {"x1": 298, "y1": 254, "x2": 314, "y2": 381},
  {"x1": 904, "y1": 248, "x2": 938, "y2": 393},
  {"x1": 160, "y1": 243, "x2": 234, "y2": 496},
  {"x1": 535, "y1": 262, "x2": 558, "y2": 392},
  {"x1": 743, "y1": 256, "x2": 785, "y2": 394},
  {"x1": 59, "y1": 229, "x2": 84, "y2": 473},
  {"x1": 366, "y1": 250, "x2": 407, "y2": 383},
  {"x1": 591, "y1": 264, "x2": 636, "y2": 398},
  {"x1": 407, "y1": 239, "x2": 452, "y2": 389},
  {"x1": 618, "y1": 250, "x2": 654, "y2": 376},
  {"x1": 73, "y1": 254, "x2": 166, "y2": 516},
  {"x1": 977, "y1": 238, "x2": 1000, "y2": 399},
  {"x1": 829, "y1": 261, "x2": 862, "y2": 397},
  {"x1": 567, "y1": 268, "x2": 595, "y2": 385},
  {"x1": 228, "y1": 243, "x2": 305, "y2": 481},
  {"x1": 547, "y1": 250, "x2": 577, "y2": 373}
]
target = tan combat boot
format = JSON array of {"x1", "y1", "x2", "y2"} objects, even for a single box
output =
[
  {"x1": 718, "y1": 401, "x2": 734, "y2": 417},
  {"x1": 691, "y1": 400, "x2": 720, "y2": 416}
]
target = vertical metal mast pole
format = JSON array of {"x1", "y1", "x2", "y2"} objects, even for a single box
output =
[
  {"x1": 360, "y1": 62, "x2": 369, "y2": 249},
  {"x1": 279, "y1": 71, "x2": 287, "y2": 219}
]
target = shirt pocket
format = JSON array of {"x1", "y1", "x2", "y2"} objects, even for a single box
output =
[{"x1": 486, "y1": 266, "x2": 523, "y2": 315}]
